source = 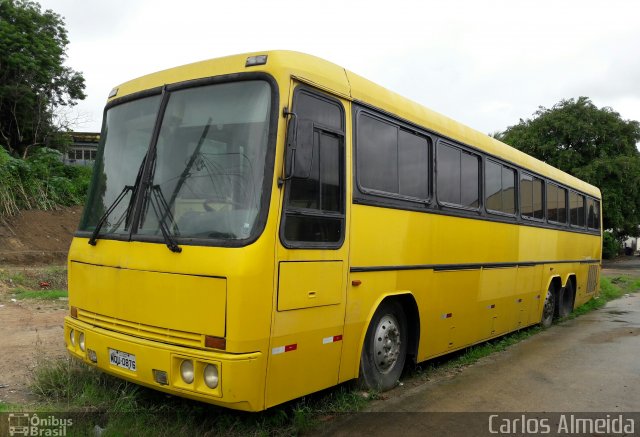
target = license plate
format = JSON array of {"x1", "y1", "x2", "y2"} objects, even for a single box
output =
[{"x1": 109, "y1": 348, "x2": 137, "y2": 372}]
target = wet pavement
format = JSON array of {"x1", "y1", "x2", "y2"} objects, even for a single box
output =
[{"x1": 316, "y1": 262, "x2": 640, "y2": 435}]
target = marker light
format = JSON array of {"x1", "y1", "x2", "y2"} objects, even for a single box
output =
[
  {"x1": 87, "y1": 349, "x2": 97, "y2": 363},
  {"x1": 79, "y1": 332, "x2": 86, "y2": 352},
  {"x1": 204, "y1": 335, "x2": 226, "y2": 350},
  {"x1": 246, "y1": 55, "x2": 268, "y2": 67},
  {"x1": 153, "y1": 369, "x2": 168, "y2": 385},
  {"x1": 180, "y1": 360, "x2": 194, "y2": 384},
  {"x1": 203, "y1": 364, "x2": 219, "y2": 389}
]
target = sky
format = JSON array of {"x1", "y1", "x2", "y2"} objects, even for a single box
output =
[{"x1": 37, "y1": 0, "x2": 640, "y2": 137}]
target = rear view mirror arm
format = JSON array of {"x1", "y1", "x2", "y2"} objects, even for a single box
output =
[{"x1": 279, "y1": 107, "x2": 298, "y2": 186}]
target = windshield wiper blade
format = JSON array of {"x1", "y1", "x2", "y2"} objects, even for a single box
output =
[
  {"x1": 149, "y1": 185, "x2": 182, "y2": 253},
  {"x1": 88, "y1": 185, "x2": 134, "y2": 246}
]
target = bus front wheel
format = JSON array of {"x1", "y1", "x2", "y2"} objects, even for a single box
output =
[{"x1": 359, "y1": 300, "x2": 407, "y2": 391}]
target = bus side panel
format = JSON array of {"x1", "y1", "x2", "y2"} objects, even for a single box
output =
[
  {"x1": 339, "y1": 269, "x2": 433, "y2": 382},
  {"x1": 430, "y1": 269, "x2": 481, "y2": 352},
  {"x1": 479, "y1": 267, "x2": 519, "y2": 336},
  {"x1": 517, "y1": 265, "x2": 544, "y2": 325}
]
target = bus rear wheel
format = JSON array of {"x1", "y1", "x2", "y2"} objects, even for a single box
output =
[
  {"x1": 541, "y1": 285, "x2": 555, "y2": 328},
  {"x1": 558, "y1": 280, "x2": 575, "y2": 318},
  {"x1": 359, "y1": 300, "x2": 407, "y2": 391}
]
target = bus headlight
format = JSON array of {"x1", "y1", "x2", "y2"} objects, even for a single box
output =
[
  {"x1": 180, "y1": 360, "x2": 194, "y2": 384},
  {"x1": 203, "y1": 364, "x2": 219, "y2": 389},
  {"x1": 69, "y1": 329, "x2": 75, "y2": 347},
  {"x1": 79, "y1": 332, "x2": 86, "y2": 352}
]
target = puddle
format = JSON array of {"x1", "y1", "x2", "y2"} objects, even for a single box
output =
[
  {"x1": 586, "y1": 327, "x2": 640, "y2": 343},
  {"x1": 606, "y1": 310, "x2": 630, "y2": 315}
]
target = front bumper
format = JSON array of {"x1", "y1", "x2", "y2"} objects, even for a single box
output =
[{"x1": 64, "y1": 316, "x2": 265, "y2": 411}]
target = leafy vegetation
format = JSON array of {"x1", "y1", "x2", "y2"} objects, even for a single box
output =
[
  {"x1": 0, "y1": 1, "x2": 91, "y2": 219},
  {"x1": 0, "y1": 146, "x2": 91, "y2": 217},
  {"x1": 602, "y1": 230, "x2": 621, "y2": 259},
  {"x1": 497, "y1": 97, "x2": 640, "y2": 241},
  {"x1": 0, "y1": 0, "x2": 85, "y2": 159}
]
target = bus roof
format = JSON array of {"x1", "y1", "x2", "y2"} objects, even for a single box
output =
[{"x1": 109, "y1": 50, "x2": 600, "y2": 199}]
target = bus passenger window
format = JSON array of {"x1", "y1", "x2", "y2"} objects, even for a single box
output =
[
  {"x1": 569, "y1": 191, "x2": 585, "y2": 227},
  {"x1": 547, "y1": 183, "x2": 567, "y2": 224},
  {"x1": 356, "y1": 113, "x2": 429, "y2": 201},
  {"x1": 437, "y1": 143, "x2": 479, "y2": 208},
  {"x1": 485, "y1": 159, "x2": 515, "y2": 215},
  {"x1": 358, "y1": 115, "x2": 398, "y2": 193},
  {"x1": 586, "y1": 198, "x2": 600, "y2": 229},
  {"x1": 520, "y1": 172, "x2": 544, "y2": 220}
]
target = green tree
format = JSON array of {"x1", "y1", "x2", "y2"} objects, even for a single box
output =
[
  {"x1": 0, "y1": 0, "x2": 85, "y2": 158},
  {"x1": 498, "y1": 97, "x2": 640, "y2": 240}
]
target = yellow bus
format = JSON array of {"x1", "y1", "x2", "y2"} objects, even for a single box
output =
[{"x1": 64, "y1": 51, "x2": 602, "y2": 411}]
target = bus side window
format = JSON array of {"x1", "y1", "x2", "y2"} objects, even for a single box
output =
[
  {"x1": 547, "y1": 183, "x2": 567, "y2": 224},
  {"x1": 436, "y1": 142, "x2": 479, "y2": 209},
  {"x1": 485, "y1": 159, "x2": 516, "y2": 215},
  {"x1": 520, "y1": 172, "x2": 544, "y2": 220},
  {"x1": 569, "y1": 191, "x2": 585, "y2": 227},
  {"x1": 587, "y1": 198, "x2": 600, "y2": 229},
  {"x1": 281, "y1": 90, "x2": 345, "y2": 246}
]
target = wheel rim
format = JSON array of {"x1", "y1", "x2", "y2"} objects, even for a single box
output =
[
  {"x1": 543, "y1": 289, "x2": 554, "y2": 321},
  {"x1": 373, "y1": 314, "x2": 402, "y2": 374}
]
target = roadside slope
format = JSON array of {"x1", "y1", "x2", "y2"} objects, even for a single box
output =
[{"x1": 0, "y1": 206, "x2": 82, "y2": 265}]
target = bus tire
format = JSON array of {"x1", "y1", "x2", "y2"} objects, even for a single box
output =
[
  {"x1": 359, "y1": 300, "x2": 407, "y2": 391},
  {"x1": 558, "y1": 280, "x2": 575, "y2": 318},
  {"x1": 541, "y1": 285, "x2": 556, "y2": 328}
]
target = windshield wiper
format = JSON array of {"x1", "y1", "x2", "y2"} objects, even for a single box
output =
[
  {"x1": 165, "y1": 118, "x2": 212, "y2": 210},
  {"x1": 88, "y1": 185, "x2": 133, "y2": 246},
  {"x1": 149, "y1": 185, "x2": 182, "y2": 253},
  {"x1": 142, "y1": 118, "x2": 211, "y2": 253},
  {"x1": 88, "y1": 154, "x2": 147, "y2": 246}
]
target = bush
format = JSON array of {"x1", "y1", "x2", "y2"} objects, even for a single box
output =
[
  {"x1": 602, "y1": 231, "x2": 620, "y2": 259},
  {"x1": 0, "y1": 147, "x2": 92, "y2": 217}
]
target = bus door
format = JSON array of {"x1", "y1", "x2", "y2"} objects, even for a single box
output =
[{"x1": 266, "y1": 83, "x2": 349, "y2": 407}]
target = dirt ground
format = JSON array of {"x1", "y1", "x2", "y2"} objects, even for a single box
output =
[
  {"x1": 0, "y1": 282, "x2": 68, "y2": 405},
  {"x1": 0, "y1": 206, "x2": 81, "y2": 405},
  {"x1": 0, "y1": 205, "x2": 82, "y2": 265}
]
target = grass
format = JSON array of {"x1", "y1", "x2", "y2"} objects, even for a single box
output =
[
  {"x1": 13, "y1": 288, "x2": 67, "y2": 300},
  {"x1": 571, "y1": 275, "x2": 640, "y2": 318},
  {"x1": 0, "y1": 266, "x2": 68, "y2": 301},
  {"x1": 4, "y1": 271, "x2": 638, "y2": 436},
  {"x1": 20, "y1": 358, "x2": 369, "y2": 436}
]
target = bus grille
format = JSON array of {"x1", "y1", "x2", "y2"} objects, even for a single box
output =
[
  {"x1": 586, "y1": 265, "x2": 599, "y2": 294},
  {"x1": 77, "y1": 309, "x2": 203, "y2": 348}
]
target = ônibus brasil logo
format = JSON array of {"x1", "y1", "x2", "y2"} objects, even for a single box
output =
[{"x1": 8, "y1": 413, "x2": 73, "y2": 436}]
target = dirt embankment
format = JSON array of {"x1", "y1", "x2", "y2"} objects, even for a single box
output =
[
  {"x1": 0, "y1": 206, "x2": 83, "y2": 265},
  {"x1": 0, "y1": 207, "x2": 81, "y2": 404}
]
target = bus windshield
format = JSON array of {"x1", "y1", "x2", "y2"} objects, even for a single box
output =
[{"x1": 80, "y1": 80, "x2": 273, "y2": 244}]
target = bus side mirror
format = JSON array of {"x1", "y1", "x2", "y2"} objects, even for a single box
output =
[{"x1": 285, "y1": 118, "x2": 314, "y2": 180}]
